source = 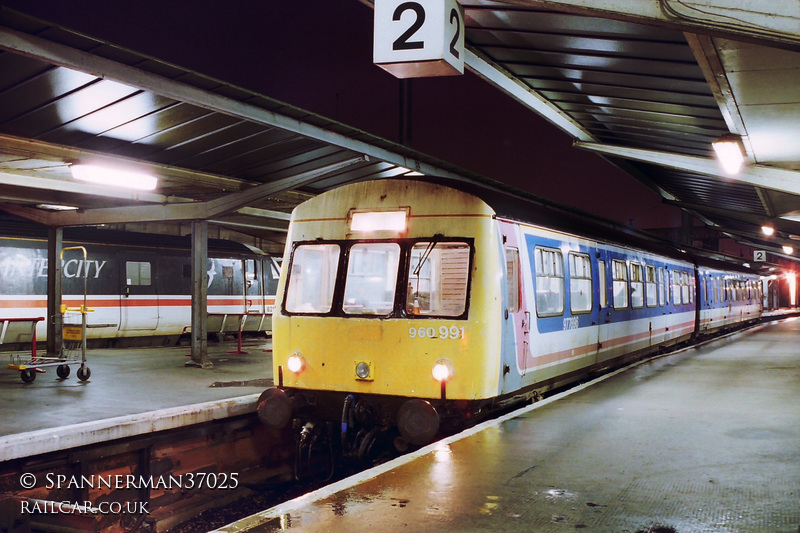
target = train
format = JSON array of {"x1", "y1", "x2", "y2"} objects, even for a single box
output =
[
  {"x1": 0, "y1": 220, "x2": 279, "y2": 347},
  {"x1": 256, "y1": 179, "x2": 762, "y2": 467}
]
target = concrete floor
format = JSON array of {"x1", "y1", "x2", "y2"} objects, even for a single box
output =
[
  {"x1": 1, "y1": 337, "x2": 273, "y2": 437},
  {"x1": 218, "y1": 318, "x2": 800, "y2": 533}
]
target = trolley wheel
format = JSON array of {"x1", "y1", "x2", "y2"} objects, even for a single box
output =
[
  {"x1": 20, "y1": 369, "x2": 36, "y2": 383},
  {"x1": 77, "y1": 366, "x2": 91, "y2": 381},
  {"x1": 57, "y1": 364, "x2": 71, "y2": 379}
]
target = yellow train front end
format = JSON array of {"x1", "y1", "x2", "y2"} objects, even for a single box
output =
[{"x1": 257, "y1": 180, "x2": 503, "y2": 456}]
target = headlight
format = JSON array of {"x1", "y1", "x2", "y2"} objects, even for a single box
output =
[
  {"x1": 355, "y1": 361, "x2": 371, "y2": 379},
  {"x1": 287, "y1": 352, "x2": 305, "y2": 374},
  {"x1": 432, "y1": 358, "x2": 454, "y2": 382}
]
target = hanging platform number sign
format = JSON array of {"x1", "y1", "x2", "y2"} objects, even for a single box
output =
[{"x1": 373, "y1": 0, "x2": 465, "y2": 78}]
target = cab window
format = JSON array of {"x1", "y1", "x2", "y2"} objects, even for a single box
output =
[
  {"x1": 285, "y1": 244, "x2": 340, "y2": 314},
  {"x1": 343, "y1": 243, "x2": 401, "y2": 315},
  {"x1": 406, "y1": 242, "x2": 470, "y2": 317}
]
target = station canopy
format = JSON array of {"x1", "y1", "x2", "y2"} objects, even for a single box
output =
[{"x1": 0, "y1": 2, "x2": 799, "y2": 266}]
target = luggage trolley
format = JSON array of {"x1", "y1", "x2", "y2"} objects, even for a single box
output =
[{"x1": 7, "y1": 246, "x2": 93, "y2": 383}]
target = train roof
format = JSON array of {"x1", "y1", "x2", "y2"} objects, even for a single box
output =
[
  {"x1": 402, "y1": 178, "x2": 760, "y2": 276},
  {"x1": 0, "y1": 213, "x2": 267, "y2": 256}
]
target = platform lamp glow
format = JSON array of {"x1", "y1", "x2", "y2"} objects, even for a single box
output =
[
  {"x1": 712, "y1": 134, "x2": 746, "y2": 175},
  {"x1": 71, "y1": 164, "x2": 158, "y2": 191}
]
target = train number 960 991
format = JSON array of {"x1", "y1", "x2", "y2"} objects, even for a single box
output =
[{"x1": 409, "y1": 325, "x2": 466, "y2": 340}]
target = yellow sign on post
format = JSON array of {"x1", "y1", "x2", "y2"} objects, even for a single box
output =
[{"x1": 373, "y1": 0, "x2": 465, "y2": 78}]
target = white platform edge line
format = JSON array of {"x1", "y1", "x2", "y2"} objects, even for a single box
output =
[{"x1": 0, "y1": 393, "x2": 261, "y2": 462}]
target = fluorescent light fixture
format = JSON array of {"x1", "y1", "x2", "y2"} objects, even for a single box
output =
[
  {"x1": 712, "y1": 134, "x2": 745, "y2": 175},
  {"x1": 37, "y1": 204, "x2": 79, "y2": 211},
  {"x1": 350, "y1": 210, "x2": 407, "y2": 232},
  {"x1": 399, "y1": 167, "x2": 425, "y2": 177},
  {"x1": 71, "y1": 164, "x2": 158, "y2": 191},
  {"x1": 761, "y1": 225, "x2": 775, "y2": 236},
  {"x1": 782, "y1": 245, "x2": 794, "y2": 255}
]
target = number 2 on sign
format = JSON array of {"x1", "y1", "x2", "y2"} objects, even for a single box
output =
[{"x1": 409, "y1": 325, "x2": 465, "y2": 340}]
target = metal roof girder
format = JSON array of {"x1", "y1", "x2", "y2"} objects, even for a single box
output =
[
  {"x1": 574, "y1": 141, "x2": 800, "y2": 196},
  {"x1": 32, "y1": 156, "x2": 366, "y2": 227},
  {"x1": 465, "y1": 47, "x2": 596, "y2": 143},
  {"x1": 0, "y1": 26, "x2": 465, "y2": 184}
]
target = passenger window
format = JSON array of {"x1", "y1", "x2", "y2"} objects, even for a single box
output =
[
  {"x1": 407, "y1": 242, "x2": 470, "y2": 317},
  {"x1": 126, "y1": 261, "x2": 152, "y2": 286},
  {"x1": 681, "y1": 271, "x2": 691, "y2": 303},
  {"x1": 672, "y1": 270, "x2": 682, "y2": 305},
  {"x1": 343, "y1": 243, "x2": 400, "y2": 315},
  {"x1": 598, "y1": 260, "x2": 607, "y2": 308},
  {"x1": 534, "y1": 247, "x2": 564, "y2": 317},
  {"x1": 658, "y1": 267, "x2": 666, "y2": 306},
  {"x1": 506, "y1": 247, "x2": 520, "y2": 314},
  {"x1": 646, "y1": 265, "x2": 657, "y2": 307},
  {"x1": 285, "y1": 244, "x2": 340, "y2": 314},
  {"x1": 630, "y1": 262, "x2": 644, "y2": 309},
  {"x1": 612, "y1": 259, "x2": 628, "y2": 310},
  {"x1": 569, "y1": 252, "x2": 592, "y2": 314}
]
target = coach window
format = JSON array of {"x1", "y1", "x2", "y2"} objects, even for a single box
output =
[
  {"x1": 657, "y1": 267, "x2": 666, "y2": 306},
  {"x1": 683, "y1": 271, "x2": 693, "y2": 303},
  {"x1": 630, "y1": 262, "x2": 644, "y2": 309},
  {"x1": 645, "y1": 265, "x2": 657, "y2": 307},
  {"x1": 286, "y1": 244, "x2": 340, "y2": 314},
  {"x1": 598, "y1": 260, "x2": 607, "y2": 308},
  {"x1": 612, "y1": 259, "x2": 628, "y2": 309},
  {"x1": 407, "y1": 241, "x2": 470, "y2": 317},
  {"x1": 672, "y1": 271, "x2": 682, "y2": 305},
  {"x1": 534, "y1": 247, "x2": 564, "y2": 316},
  {"x1": 506, "y1": 248, "x2": 520, "y2": 313},
  {"x1": 569, "y1": 252, "x2": 592, "y2": 313},
  {"x1": 126, "y1": 261, "x2": 152, "y2": 286},
  {"x1": 343, "y1": 243, "x2": 400, "y2": 315}
]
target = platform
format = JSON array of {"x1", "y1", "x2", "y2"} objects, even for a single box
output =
[
  {"x1": 216, "y1": 317, "x2": 800, "y2": 533},
  {"x1": 1, "y1": 337, "x2": 273, "y2": 460}
]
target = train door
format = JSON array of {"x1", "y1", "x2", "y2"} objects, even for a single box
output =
[
  {"x1": 245, "y1": 258, "x2": 263, "y2": 313},
  {"x1": 499, "y1": 222, "x2": 530, "y2": 383},
  {"x1": 119, "y1": 252, "x2": 159, "y2": 331},
  {"x1": 596, "y1": 250, "x2": 616, "y2": 363}
]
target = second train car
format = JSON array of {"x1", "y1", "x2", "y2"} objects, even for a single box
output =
[{"x1": 257, "y1": 179, "x2": 761, "y2": 460}]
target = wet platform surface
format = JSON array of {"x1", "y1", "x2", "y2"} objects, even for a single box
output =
[
  {"x1": 218, "y1": 317, "x2": 800, "y2": 533},
  {"x1": 1, "y1": 338, "x2": 273, "y2": 459}
]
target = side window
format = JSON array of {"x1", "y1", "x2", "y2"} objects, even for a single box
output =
[
  {"x1": 285, "y1": 244, "x2": 340, "y2": 314},
  {"x1": 569, "y1": 252, "x2": 592, "y2": 314},
  {"x1": 646, "y1": 265, "x2": 657, "y2": 307},
  {"x1": 657, "y1": 266, "x2": 666, "y2": 306},
  {"x1": 612, "y1": 259, "x2": 628, "y2": 310},
  {"x1": 126, "y1": 261, "x2": 152, "y2": 286},
  {"x1": 630, "y1": 262, "x2": 644, "y2": 309},
  {"x1": 506, "y1": 247, "x2": 520, "y2": 313},
  {"x1": 681, "y1": 271, "x2": 691, "y2": 304},
  {"x1": 672, "y1": 270, "x2": 682, "y2": 305},
  {"x1": 598, "y1": 260, "x2": 607, "y2": 308},
  {"x1": 534, "y1": 247, "x2": 564, "y2": 317}
]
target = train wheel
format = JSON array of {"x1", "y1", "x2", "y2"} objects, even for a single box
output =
[
  {"x1": 20, "y1": 369, "x2": 36, "y2": 383},
  {"x1": 57, "y1": 364, "x2": 71, "y2": 379},
  {"x1": 77, "y1": 366, "x2": 91, "y2": 381}
]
